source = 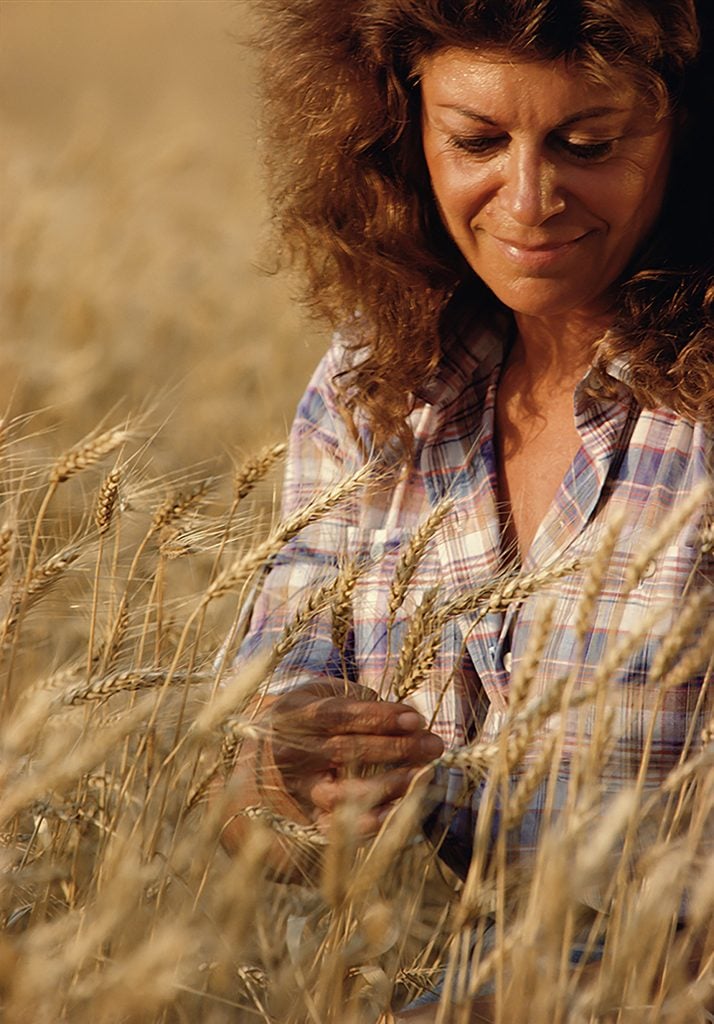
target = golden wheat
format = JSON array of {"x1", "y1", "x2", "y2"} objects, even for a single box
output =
[{"x1": 0, "y1": 6, "x2": 711, "y2": 1021}]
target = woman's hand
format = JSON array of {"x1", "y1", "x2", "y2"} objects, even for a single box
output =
[{"x1": 268, "y1": 687, "x2": 444, "y2": 837}]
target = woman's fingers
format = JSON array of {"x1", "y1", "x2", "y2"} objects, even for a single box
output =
[
  {"x1": 299, "y1": 697, "x2": 428, "y2": 735},
  {"x1": 272, "y1": 694, "x2": 429, "y2": 737},
  {"x1": 320, "y1": 729, "x2": 443, "y2": 766},
  {"x1": 268, "y1": 691, "x2": 443, "y2": 825},
  {"x1": 273, "y1": 726, "x2": 443, "y2": 775},
  {"x1": 271, "y1": 693, "x2": 444, "y2": 771},
  {"x1": 309, "y1": 765, "x2": 419, "y2": 813}
]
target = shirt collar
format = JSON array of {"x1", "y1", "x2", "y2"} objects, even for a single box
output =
[{"x1": 415, "y1": 317, "x2": 633, "y2": 410}]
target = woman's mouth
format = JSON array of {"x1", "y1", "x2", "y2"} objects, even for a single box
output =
[{"x1": 489, "y1": 232, "x2": 592, "y2": 269}]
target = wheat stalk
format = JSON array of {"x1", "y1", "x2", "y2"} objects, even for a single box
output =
[
  {"x1": 0, "y1": 525, "x2": 15, "y2": 584},
  {"x1": 236, "y1": 805, "x2": 327, "y2": 848},
  {"x1": 205, "y1": 463, "x2": 373, "y2": 604},
  {"x1": 151, "y1": 479, "x2": 209, "y2": 532},
  {"x1": 508, "y1": 597, "x2": 555, "y2": 713},
  {"x1": 53, "y1": 669, "x2": 211, "y2": 706},
  {"x1": 94, "y1": 470, "x2": 121, "y2": 535},
  {"x1": 49, "y1": 426, "x2": 132, "y2": 484},
  {"x1": 387, "y1": 499, "x2": 452, "y2": 627},
  {"x1": 331, "y1": 557, "x2": 361, "y2": 655},
  {"x1": 233, "y1": 441, "x2": 287, "y2": 501},
  {"x1": 625, "y1": 481, "x2": 711, "y2": 591}
]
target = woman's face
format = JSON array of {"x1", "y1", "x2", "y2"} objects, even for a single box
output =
[{"x1": 420, "y1": 49, "x2": 673, "y2": 320}]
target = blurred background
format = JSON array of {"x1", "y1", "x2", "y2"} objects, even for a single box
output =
[{"x1": 0, "y1": 0, "x2": 325, "y2": 474}]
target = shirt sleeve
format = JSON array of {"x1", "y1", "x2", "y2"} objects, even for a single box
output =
[{"x1": 235, "y1": 338, "x2": 370, "y2": 694}]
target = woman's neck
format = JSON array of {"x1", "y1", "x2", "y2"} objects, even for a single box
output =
[{"x1": 511, "y1": 310, "x2": 611, "y2": 388}]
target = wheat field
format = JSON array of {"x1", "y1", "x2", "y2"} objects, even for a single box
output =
[{"x1": 0, "y1": 4, "x2": 712, "y2": 1023}]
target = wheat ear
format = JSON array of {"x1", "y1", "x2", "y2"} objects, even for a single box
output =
[
  {"x1": 49, "y1": 426, "x2": 132, "y2": 484},
  {"x1": 54, "y1": 669, "x2": 211, "y2": 706},
  {"x1": 393, "y1": 559, "x2": 580, "y2": 701},
  {"x1": 205, "y1": 463, "x2": 372, "y2": 604},
  {"x1": 236, "y1": 805, "x2": 327, "y2": 848},
  {"x1": 331, "y1": 557, "x2": 361, "y2": 655},
  {"x1": 233, "y1": 441, "x2": 287, "y2": 501},
  {"x1": 2, "y1": 546, "x2": 81, "y2": 646},
  {"x1": 507, "y1": 597, "x2": 555, "y2": 713},
  {"x1": 502, "y1": 735, "x2": 559, "y2": 830},
  {"x1": 574, "y1": 509, "x2": 625, "y2": 643},
  {"x1": 95, "y1": 470, "x2": 121, "y2": 535},
  {"x1": 387, "y1": 499, "x2": 452, "y2": 627},
  {"x1": 88, "y1": 469, "x2": 122, "y2": 675},
  {"x1": 273, "y1": 575, "x2": 343, "y2": 661},
  {"x1": 0, "y1": 525, "x2": 14, "y2": 584},
  {"x1": 391, "y1": 586, "x2": 441, "y2": 700},
  {"x1": 151, "y1": 479, "x2": 209, "y2": 531}
]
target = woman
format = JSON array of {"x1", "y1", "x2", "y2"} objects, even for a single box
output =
[{"x1": 221, "y1": 0, "x2": 713, "y2": 1019}]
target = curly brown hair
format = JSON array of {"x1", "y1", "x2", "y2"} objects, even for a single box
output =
[{"x1": 255, "y1": 0, "x2": 714, "y2": 448}]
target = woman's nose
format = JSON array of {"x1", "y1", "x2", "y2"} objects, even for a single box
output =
[{"x1": 498, "y1": 148, "x2": 566, "y2": 226}]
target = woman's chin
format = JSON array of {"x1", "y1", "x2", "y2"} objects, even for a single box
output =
[{"x1": 479, "y1": 280, "x2": 608, "y2": 323}]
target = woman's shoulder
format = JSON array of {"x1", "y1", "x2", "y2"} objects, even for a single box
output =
[{"x1": 290, "y1": 332, "x2": 379, "y2": 468}]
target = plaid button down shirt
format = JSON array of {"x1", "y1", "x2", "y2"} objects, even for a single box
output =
[{"x1": 239, "y1": 320, "x2": 713, "y2": 875}]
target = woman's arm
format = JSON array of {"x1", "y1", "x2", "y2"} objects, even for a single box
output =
[{"x1": 214, "y1": 343, "x2": 443, "y2": 876}]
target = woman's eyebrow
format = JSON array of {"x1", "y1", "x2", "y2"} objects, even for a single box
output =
[
  {"x1": 433, "y1": 106, "x2": 499, "y2": 124},
  {"x1": 433, "y1": 104, "x2": 628, "y2": 127},
  {"x1": 556, "y1": 105, "x2": 629, "y2": 128}
]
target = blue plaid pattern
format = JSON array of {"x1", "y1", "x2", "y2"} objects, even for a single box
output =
[{"x1": 239, "y1": 319, "x2": 712, "y2": 872}]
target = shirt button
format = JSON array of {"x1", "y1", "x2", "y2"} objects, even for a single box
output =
[
  {"x1": 642, "y1": 559, "x2": 656, "y2": 580},
  {"x1": 503, "y1": 652, "x2": 513, "y2": 673}
]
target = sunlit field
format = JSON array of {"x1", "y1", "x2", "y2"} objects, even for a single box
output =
[{"x1": 0, "y1": 4, "x2": 711, "y2": 1022}]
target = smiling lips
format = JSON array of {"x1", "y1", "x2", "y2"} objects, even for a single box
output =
[{"x1": 489, "y1": 231, "x2": 593, "y2": 268}]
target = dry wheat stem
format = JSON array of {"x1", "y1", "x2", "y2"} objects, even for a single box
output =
[
  {"x1": 508, "y1": 597, "x2": 555, "y2": 713},
  {"x1": 205, "y1": 463, "x2": 373, "y2": 604},
  {"x1": 331, "y1": 557, "x2": 361, "y2": 656},
  {"x1": 387, "y1": 499, "x2": 453, "y2": 627},
  {"x1": 127, "y1": 657, "x2": 272, "y2": 859},
  {"x1": 625, "y1": 480, "x2": 711, "y2": 591},
  {"x1": 236, "y1": 805, "x2": 327, "y2": 848},
  {"x1": 188, "y1": 652, "x2": 273, "y2": 740},
  {"x1": 53, "y1": 669, "x2": 210, "y2": 706},
  {"x1": 346, "y1": 785, "x2": 426, "y2": 903},
  {"x1": 0, "y1": 696, "x2": 155, "y2": 824}
]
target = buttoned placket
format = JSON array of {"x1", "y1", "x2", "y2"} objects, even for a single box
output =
[{"x1": 420, "y1": 336, "x2": 639, "y2": 732}]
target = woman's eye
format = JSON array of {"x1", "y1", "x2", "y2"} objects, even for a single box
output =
[
  {"x1": 449, "y1": 135, "x2": 505, "y2": 156},
  {"x1": 557, "y1": 138, "x2": 616, "y2": 161}
]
